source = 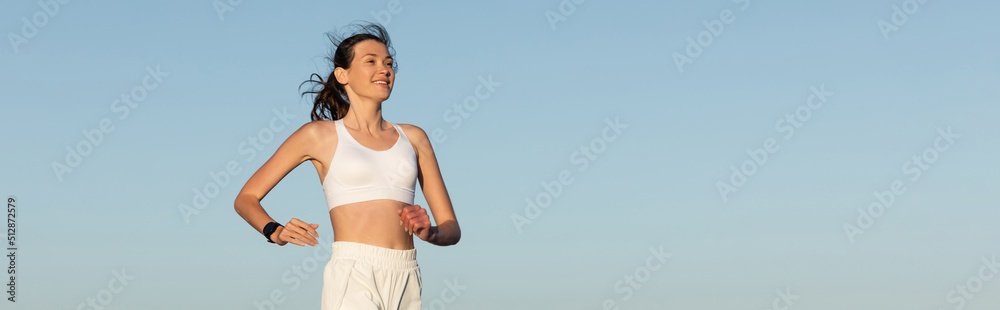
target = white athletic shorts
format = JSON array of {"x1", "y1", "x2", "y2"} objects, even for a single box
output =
[{"x1": 321, "y1": 241, "x2": 422, "y2": 310}]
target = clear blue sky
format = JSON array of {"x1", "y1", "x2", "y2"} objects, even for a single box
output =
[{"x1": 2, "y1": 0, "x2": 999, "y2": 309}]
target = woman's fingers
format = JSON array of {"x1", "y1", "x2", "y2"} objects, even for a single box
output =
[
  {"x1": 282, "y1": 218, "x2": 319, "y2": 246},
  {"x1": 409, "y1": 216, "x2": 430, "y2": 233},
  {"x1": 295, "y1": 227, "x2": 319, "y2": 246},
  {"x1": 399, "y1": 208, "x2": 412, "y2": 234},
  {"x1": 279, "y1": 230, "x2": 307, "y2": 246},
  {"x1": 285, "y1": 225, "x2": 317, "y2": 246},
  {"x1": 289, "y1": 218, "x2": 320, "y2": 239},
  {"x1": 400, "y1": 205, "x2": 430, "y2": 236}
]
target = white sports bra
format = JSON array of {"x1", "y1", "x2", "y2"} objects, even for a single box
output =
[{"x1": 322, "y1": 119, "x2": 418, "y2": 210}]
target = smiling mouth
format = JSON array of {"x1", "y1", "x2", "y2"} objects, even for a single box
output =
[{"x1": 373, "y1": 81, "x2": 389, "y2": 87}]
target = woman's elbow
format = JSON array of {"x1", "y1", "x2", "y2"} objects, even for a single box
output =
[{"x1": 444, "y1": 222, "x2": 461, "y2": 246}]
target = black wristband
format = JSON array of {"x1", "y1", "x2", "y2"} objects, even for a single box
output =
[{"x1": 263, "y1": 222, "x2": 282, "y2": 244}]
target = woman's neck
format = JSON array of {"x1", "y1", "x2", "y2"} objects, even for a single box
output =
[{"x1": 343, "y1": 99, "x2": 388, "y2": 134}]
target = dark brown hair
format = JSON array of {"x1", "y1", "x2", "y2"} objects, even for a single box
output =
[{"x1": 301, "y1": 23, "x2": 396, "y2": 121}]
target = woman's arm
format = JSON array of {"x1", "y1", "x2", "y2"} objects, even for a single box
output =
[
  {"x1": 399, "y1": 124, "x2": 461, "y2": 246},
  {"x1": 234, "y1": 122, "x2": 324, "y2": 246}
]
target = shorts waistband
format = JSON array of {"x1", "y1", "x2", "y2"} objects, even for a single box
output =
[{"x1": 330, "y1": 241, "x2": 417, "y2": 270}]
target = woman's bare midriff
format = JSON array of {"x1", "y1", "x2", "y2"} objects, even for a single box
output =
[{"x1": 329, "y1": 199, "x2": 415, "y2": 250}]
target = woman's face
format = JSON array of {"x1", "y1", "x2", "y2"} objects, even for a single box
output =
[{"x1": 337, "y1": 39, "x2": 395, "y2": 103}]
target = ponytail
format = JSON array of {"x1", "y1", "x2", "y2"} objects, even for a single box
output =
[{"x1": 302, "y1": 70, "x2": 350, "y2": 121}]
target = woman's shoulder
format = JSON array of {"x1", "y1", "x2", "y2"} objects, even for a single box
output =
[
  {"x1": 395, "y1": 123, "x2": 434, "y2": 152},
  {"x1": 303, "y1": 119, "x2": 337, "y2": 130},
  {"x1": 290, "y1": 120, "x2": 338, "y2": 142},
  {"x1": 395, "y1": 123, "x2": 428, "y2": 142}
]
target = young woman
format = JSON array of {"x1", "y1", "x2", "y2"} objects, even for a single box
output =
[{"x1": 233, "y1": 23, "x2": 460, "y2": 310}]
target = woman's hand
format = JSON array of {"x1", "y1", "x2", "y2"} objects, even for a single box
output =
[
  {"x1": 398, "y1": 205, "x2": 434, "y2": 242},
  {"x1": 275, "y1": 218, "x2": 319, "y2": 246}
]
